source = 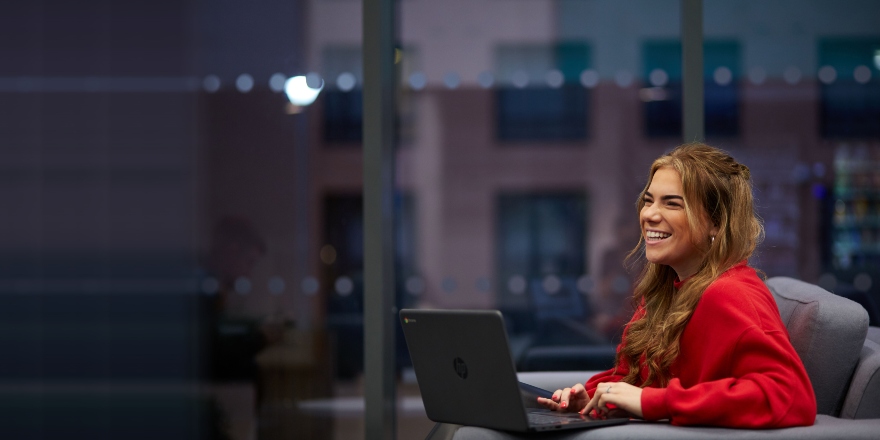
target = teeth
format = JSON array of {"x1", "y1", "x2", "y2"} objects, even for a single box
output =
[{"x1": 647, "y1": 231, "x2": 671, "y2": 240}]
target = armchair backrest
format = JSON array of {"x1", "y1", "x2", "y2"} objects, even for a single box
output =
[{"x1": 765, "y1": 277, "x2": 869, "y2": 417}]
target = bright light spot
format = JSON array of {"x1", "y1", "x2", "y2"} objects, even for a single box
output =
[
  {"x1": 234, "y1": 277, "x2": 252, "y2": 294},
  {"x1": 202, "y1": 75, "x2": 221, "y2": 92},
  {"x1": 545, "y1": 69, "x2": 564, "y2": 88},
  {"x1": 405, "y1": 276, "x2": 425, "y2": 295},
  {"x1": 542, "y1": 275, "x2": 561, "y2": 294},
  {"x1": 576, "y1": 275, "x2": 594, "y2": 294},
  {"x1": 713, "y1": 66, "x2": 732, "y2": 86},
  {"x1": 649, "y1": 68, "x2": 668, "y2": 87},
  {"x1": 854, "y1": 65, "x2": 872, "y2": 84},
  {"x1": 817, "y1": 66, "x2": 837, "y2": 85},
  {"x1": 783, "y1": 66, "x2": 802, "y2": 85},
  {"x1": 854, "y1": 273, "x2": 873, "y2": 292},
  {"x1": 269, "y1": 73, "x2": 286, "y2": 92},
  {"x1": 874, "y1": 50, "x2": 880, "y2": 70},
  {"x1": 201, "y1": 277, "x2": 219, "y2": 295},
  {"x1": 511, "y1": 71, "x2": 529, "y2": 89},
  {"x1": 268, "y1": 276, "x2": 285, "y2": 294},
  {"x1": 336, "y1": 72, "x2": 356, "y2": 91},
  {"x1": 443, "y1": 72, "x2": 460, "y2": 89},
  {"x1": 301, "y1": 277, "x2": 319, "y2": 295},
  {"x1": 477, "y1": 71, "x2": 494, "y2": 88},
  {"x1": 508, "y1": 275, "x2": 526, "y2": 295},
  {"x1": 284, "y1": 75, "x2": 323, "y2": 106},
  {"x1": 614, "y1": 70, "x2": 633, "y2": 88},
  {"x1": 748, "y1": 67, "x2": 766, "y2": 85},
  {"x1": 580, "y1": 69, "x2": 599, "y2": 88},
  {"x1": 408, "y1": 72, "x2": 427, "y2": 90},
  {"x1": 335, "y1": 276, "x2": 354, "y2": 296},
  {"x1": 236, "y1": 74, "x2": 254, "y2": 92}
]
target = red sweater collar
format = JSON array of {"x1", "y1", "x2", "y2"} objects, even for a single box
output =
[{"x1": 673, "y1": 261, "x2": 749, "y2": 289}]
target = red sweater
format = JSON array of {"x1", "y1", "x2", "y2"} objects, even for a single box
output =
[{"x1": 586, "y1": 263, "x2": 816, "y2": 428}]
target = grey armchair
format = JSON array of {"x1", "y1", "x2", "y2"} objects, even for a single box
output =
[{"x1": 426, "y1": 277, "x2": 880, "y2": 439}]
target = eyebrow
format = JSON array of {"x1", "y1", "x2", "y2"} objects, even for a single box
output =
[{"x1": 644, "y1": 191, "x2": 684, "y2": 202}]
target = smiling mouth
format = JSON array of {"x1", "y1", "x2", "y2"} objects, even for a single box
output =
[{"x1": 646, "y1": 231, "x2": 671, "y2": 242}]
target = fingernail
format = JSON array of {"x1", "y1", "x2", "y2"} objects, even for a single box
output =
[{"x1": 560, "y1": 402, "x2": 567, "y2": 409}]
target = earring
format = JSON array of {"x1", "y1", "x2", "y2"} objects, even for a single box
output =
[{"x1": 711, "y1": 236, "x2": 715, "y2": 244}]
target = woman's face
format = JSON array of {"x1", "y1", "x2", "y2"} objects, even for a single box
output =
[{"x1": 640, "y1": 167, "x2": 715, "y2": 280}]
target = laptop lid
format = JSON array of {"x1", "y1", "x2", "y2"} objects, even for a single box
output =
[{"x1": 399, "y1": 308, "x2": 627, "y2": 432}]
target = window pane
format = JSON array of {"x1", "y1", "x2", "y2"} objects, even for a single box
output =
[
  {"x1": 705, "y1": 0, "x2": 880, "y2": 324},
  {"x1": 0, "y1": 0, "x2": 363, "y2": 438},
  {"x1": 642, "y1": 40, "x2": 740, "y2": 138},
  {"x1": 394, "y1": 0, "x2": 677, "y2": 436}
]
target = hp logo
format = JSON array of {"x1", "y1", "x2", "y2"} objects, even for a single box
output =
[{"x1": 453, "y1": 357, "x2": 468, "y2": 379}]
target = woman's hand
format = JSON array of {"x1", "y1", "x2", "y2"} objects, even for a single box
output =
[
  {"x1": 582, "y1": 381, "x2": 643, "y2": 419},
  {"x1": 536, "y1": 383, "x2": 590, "y2": 413}
]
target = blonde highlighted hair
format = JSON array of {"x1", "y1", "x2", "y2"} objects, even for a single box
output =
[{"x1": 618, "y1": 143, "x2": 764, "y2": 387}]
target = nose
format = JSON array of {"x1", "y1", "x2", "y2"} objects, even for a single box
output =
[{"x1": 641, "y1": 203, "x2": 661, "y2": 223}]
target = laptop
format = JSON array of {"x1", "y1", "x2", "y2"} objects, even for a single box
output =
[{"x1": 399, "y1": 308, "x2": 629, "y2": 432}]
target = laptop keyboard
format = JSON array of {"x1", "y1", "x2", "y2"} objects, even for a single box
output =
[{"x1": 528, "y1": 412, "x2": 586, "y2": 425}]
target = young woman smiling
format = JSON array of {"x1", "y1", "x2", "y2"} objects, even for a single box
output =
[{"x1": 537, "y1": 143, "x2": 816, "y2": 428}]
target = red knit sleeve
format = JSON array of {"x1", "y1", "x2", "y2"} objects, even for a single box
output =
[
  {"x1": 585, "y1": 366, "x2": 627, "y2": 399},
  {"x1": 642, "y1": 327, "x2": 816, "y2": 427},
  {"x1": 639, "y1": 279, "x2": 817, "y2": 428}
]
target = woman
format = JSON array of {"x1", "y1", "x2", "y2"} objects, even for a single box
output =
[{"x1": 537, "y1": 143, "x2": 816, "y2": 428}]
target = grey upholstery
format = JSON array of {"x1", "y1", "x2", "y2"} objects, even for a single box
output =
[
  {"x1": 426, "y1": 277, "x2": 880, "y2": 439},
  {"x1": 867, "y1": 326, "x2": 880, "y2": 344},
  {"x1": 841, "y1": 337, "x2": 880, "y2": 419},
  {"x1": 765, "y1": 277, "x2": 869, "y2": 416},
  {"x1": 427, "y1": 415, "x2": 880, "y2": 439}
]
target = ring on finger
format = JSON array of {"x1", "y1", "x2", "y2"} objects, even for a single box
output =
[{"x1": 606, "y1": 385, "x2": 612, "y2": 394}]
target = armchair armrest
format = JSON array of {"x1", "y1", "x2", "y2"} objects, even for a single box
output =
[{"x1": 841, "y1": 337, "x2": 880, "y2": 419}]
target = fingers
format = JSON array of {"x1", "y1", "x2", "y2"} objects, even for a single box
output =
[
  {"x1": 581, "y1": 387, "x2": 599, "y2": 416},
  {"x1": 580, "y1": 382, "x2": 610, "y2": 416},
  {"x1": 559, "y1": 387, "x2": 572, "y2": 409},
  {"x1": 536, "y1": 396, "x2": 558, "y2": 410},
  {"x1": 540, "y1": 385, "x2": 584, "y2": 412}
]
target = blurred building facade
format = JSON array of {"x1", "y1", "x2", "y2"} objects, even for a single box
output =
[{"x1": 1, "y1": 0, "x2": 879, "y2": 439}]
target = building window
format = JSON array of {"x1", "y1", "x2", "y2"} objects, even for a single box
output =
[
  {"x1": 642, "y1": 40, "x2": 740, "y2": 138},
  {"x1": 496, "y1": 192, "x2": 588, "y2": 335},
  {"x1": 495, "y1": 43, "x2": 590, "y2": 142},
  {"x1": 819, "y1": 39, "x2": 880, "y2": 138},
  {"x1": 320, "y1": 45, "x2": 420, "y2": 145},
  {"x1": 320, "y1": 46, "x2": 363, "y2": 143},
  {"x1": 323, "y1": 89, "x2": 363, "y2": 143}
]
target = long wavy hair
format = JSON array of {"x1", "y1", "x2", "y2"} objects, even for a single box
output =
[{"x1": 617, "y1": 143, "x2": 764, "y2": 387}]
